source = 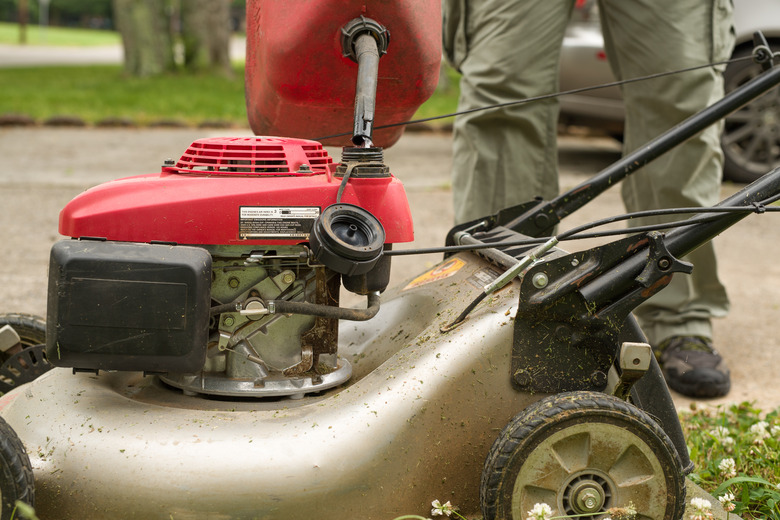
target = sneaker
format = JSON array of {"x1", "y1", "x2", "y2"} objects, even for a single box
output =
[{"x1": 654, "y1": 336, "x2": 731, "y2": 398}]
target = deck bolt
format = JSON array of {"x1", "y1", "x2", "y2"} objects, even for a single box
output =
[
  {"x1": 513, "y1": 369, "x2": 531, "y2": 387},
  {"x1": 590, "y1": 370, "x2": 607, "y2": 388},
  {"x1": 532, "y1": 272, "x2": 549, "y2": 289}
]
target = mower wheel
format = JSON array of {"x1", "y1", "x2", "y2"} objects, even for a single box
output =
[
  {"x1": 480, "y1": 391, "x2": 685, "y2": 520},
  {"x1": 0, "y1": 415, "x2": 34, "y2": 519},
  {"x1": 0, "y1": 314, "x2": 51, "y2": 394},
  {"x1": 0, "y1": 314, "x2": 45, "y2": 350}
]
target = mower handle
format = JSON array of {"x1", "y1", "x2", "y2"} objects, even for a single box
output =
[{"x1": 505, "y1": 56, "x2": 780, "y2": 237}]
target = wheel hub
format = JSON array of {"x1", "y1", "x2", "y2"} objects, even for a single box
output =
[
  {"x1": 562, "y1": 473, "x2": 613, "y2": 516},
  {"x1": 570, "y1": 480, "x2": 605, "y2": 513}
]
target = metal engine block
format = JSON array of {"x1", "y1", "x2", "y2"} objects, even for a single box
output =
[{"x1": 162, "y1": 245, "x2": 350, "y2": 398}]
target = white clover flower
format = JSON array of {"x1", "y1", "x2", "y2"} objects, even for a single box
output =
[
  {"x1": 771, "y1": 424, "x2": 780, "y2": 437},
  {"x1": 526, "y1": 502, "x2": 553, "y2": 520},
  {"x1": 709, "y1": 426, "x2": 735, "y2": 446},
  {"x1": 718, "y1": 492, "x2": 736, "y2": 512},
  {"x1": 689, "y1": 497, "x2": 714, "y2": 520},
  {"x1": 750, "y1": 420, "x2": 770, "y2": 444},
  {"x1": 718, "y1": 457, "x2": 737, "y2": 479},
  {"x1": 431, "y1": 499, "x2": 453, "y2": 517},
  {"x1": 750, "y1": 421, "x2": 769, "y2": 436},
  {"x1": 710, "y1": 426, "x2": 729, "y2": 439}
]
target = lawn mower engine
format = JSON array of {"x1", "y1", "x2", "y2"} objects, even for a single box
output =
[
  {"x1": 43, "y1": 0, "x2": 439, "y2": 399},
  {"x1": 47, "y1": 137, "x2": 413, "y2": 398}
]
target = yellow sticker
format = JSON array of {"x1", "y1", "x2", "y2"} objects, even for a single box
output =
[{"x1": 403, "y1": 258, "x2": 466, "y2": 290}]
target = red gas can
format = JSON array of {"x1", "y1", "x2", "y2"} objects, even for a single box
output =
[{"x1": 245, "y1": 0, "x2": 441, "y2": 148}]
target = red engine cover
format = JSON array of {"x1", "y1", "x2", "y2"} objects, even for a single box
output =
[
  {"x1": 245, "y1": 0, "x2": 441, "y2": 148},
  {"x1": 59, "y1": 137, "x2": 414, "y2": 246}
]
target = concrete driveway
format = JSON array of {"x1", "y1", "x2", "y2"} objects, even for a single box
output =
[{"x1": 1, "y1": 126, "x2": 778, "y2": 412}]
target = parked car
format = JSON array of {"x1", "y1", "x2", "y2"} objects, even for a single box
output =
[{"x1": 560, "y1": 0, "x2": 780, "y2": 183}]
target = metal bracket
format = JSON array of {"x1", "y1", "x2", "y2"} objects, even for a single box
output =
[
  {"x1": 753, "y1": 31, "x2": 775, "y2": 71},
  {"x1": 635, "y1": 231, "x2": 693, "y2": 287},
  {"x1": 612, "y1": 342, "x2": 652, "y2": 401}
]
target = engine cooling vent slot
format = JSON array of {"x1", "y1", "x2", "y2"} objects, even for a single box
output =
[{"x1": 170, "y1": 136, "x2": 334, "y2": 176}]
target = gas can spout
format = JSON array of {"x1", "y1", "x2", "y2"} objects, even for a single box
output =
[
  {"x1": 352, "y1": 33, "x2": 380, "y2": 146},
  {"x1": 341, "y1": 17, "x2": 390, "y2": 147}
]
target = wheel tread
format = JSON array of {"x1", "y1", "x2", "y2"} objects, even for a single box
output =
[
  {"x1": 480, "y1": 391, "x2": 685, "y2": 520},
  {"x1": 0, "y1": 416, "x2": 34, "y2": 518}
]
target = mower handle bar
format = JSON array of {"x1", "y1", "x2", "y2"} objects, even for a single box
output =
[{"x1": 505, "y1": 58, "x2": 780, "y2": 237}]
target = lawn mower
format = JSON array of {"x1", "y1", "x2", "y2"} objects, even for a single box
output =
[{"x1": 0, "y1": 1, "x2": 779, "y2": 519}]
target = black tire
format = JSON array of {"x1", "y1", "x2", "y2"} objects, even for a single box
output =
[
  {"x1": 0, "y1": 314, "x2": 52, "y2": 394},
  {"x1": 0, "y1": 314, "x2": 45, "y2": 350},
  {"x1": 722, "y1": 42, "x2": 780, "y2": 184},
  {"x1": 0, "y1": 416, "x2": 34, "y2": 519},
  {"x1": 481, "y1": 391, "x2": 686, "y2": 520}
]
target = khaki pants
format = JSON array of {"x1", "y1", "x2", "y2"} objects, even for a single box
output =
[{"x1": 444, "y1": 0, "x2": 734, "y2": 344}]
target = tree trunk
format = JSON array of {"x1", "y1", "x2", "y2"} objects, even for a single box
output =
[
  {"x1": 113, "y1": 0, "x2": 174, "y2": 77},
  {"x1": 181, "y1": 0, "x2": 232, "y2": 76},
  {"x1": 18, "y1": 0, "x2": 28, "y2": 44}
]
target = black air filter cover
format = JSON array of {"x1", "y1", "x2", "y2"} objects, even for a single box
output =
[{"x1": 46, "y1": 240, "x2": 211, "y2": 373}]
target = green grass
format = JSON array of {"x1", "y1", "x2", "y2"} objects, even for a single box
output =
[
  {"x1": 0, "y1": 22, "x2": 120, "y2": 46},
  {"x1": 1, "y1": 62, "x2": 459, "y2": 129},
  {"x1": 0, "y1": 65, "x2": 247, "y2": 126},
  {"x1": 682, "y1": 402, "x2": 780, "y2": 519},
  {"x1": 411, "y1": 64, "x2": 461, "y2": 127}
]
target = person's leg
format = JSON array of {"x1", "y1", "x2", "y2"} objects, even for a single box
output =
[
  {"x1": 445, "y1": 0, "x2": 575, "y2": 224},
  {"x1": 599, "y1": 0, "x2": 735, "y2": 397}
]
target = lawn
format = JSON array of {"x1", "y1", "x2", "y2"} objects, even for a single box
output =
[
  {"x1": 0, "y1": 63, "x2": 460, "y2": 128},
  {"x1": 0, "y1": 20, "x2": 460, "y2": 128},
  {"x1": 0, "y1": 21, "x2": 120, "y2": 46},
  {"x1": 1, "y1": 64, "x2": 248, "y2": 126}
]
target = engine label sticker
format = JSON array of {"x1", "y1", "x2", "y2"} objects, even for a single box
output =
[
  {"x1": 403, "y1": 258, "x2": 466, "y2": 290},
  {"x1": 239, "y1": 206, "x2": 321, "y2": 239},
  {"x1": 467, "y1": 267, "x2": 501, "y2": 289}
]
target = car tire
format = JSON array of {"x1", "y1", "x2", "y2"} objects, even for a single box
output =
[{"x1": 722, "y1": 42, "x2": 780, "y2": 183}]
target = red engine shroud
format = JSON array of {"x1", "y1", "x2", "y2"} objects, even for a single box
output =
[
  {"x1": 244, "y1": 0, "x2": 442, "y2": 148},
  {"x1": 59, "y1": 137, "x2": 414, "y2": 246}
]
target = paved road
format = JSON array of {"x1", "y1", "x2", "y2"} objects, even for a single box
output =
[{"x1": 1, "y1": 126, "x2": 778, "y2": 412}]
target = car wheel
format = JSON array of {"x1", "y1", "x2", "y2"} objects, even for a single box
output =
[
  {"x1": 480, "y1": 391, "x2": 686, "y2": 520},
  {"x1": 722, "y1": 43, "x2": 780, "y2": 183}
]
